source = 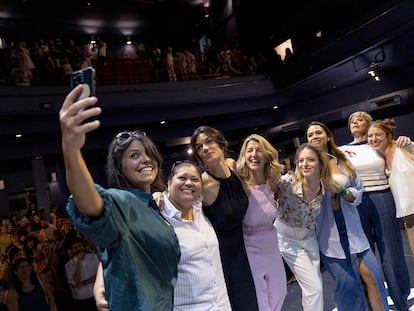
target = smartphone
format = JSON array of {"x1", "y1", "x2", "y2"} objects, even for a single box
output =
[{"x1": 70, "y1": 67, "x2": 96, "y2": 101}]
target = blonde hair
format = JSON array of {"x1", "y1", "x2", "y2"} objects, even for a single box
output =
[
  {"x1": 294, "y1": 143, "x2": 332, "y2": 187},
  {"x1": 236, "y1": 134, "x2": 284, "y2": 193},
  {"x1": 348, "y1": 111, "x2": 372, "y2": 129}
]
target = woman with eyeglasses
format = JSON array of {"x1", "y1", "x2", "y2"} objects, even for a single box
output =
[
  {"x1": 161, "y1": 161, "x2": 231, "y2": 310},
  {"x1": 190, "y1": 126, "x2": 259, "y2": 311},
  {"x1": 236, "y1": 134, "x2": 287, "y2": 311},
  {"x1": 59, "y1": 85, "x2": 180, "y2": 311}
]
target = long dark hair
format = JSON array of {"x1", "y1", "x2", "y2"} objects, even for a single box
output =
[
  {"x1": 106, "y1": 130, "x2": 165, "y2": 192},
  {"x1": 305, "y1": 121, "x2": 355, "y2": 180}
]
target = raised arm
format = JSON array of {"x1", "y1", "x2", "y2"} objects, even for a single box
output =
[{"x1": 59, "y1": 85, "x2": 103, "y2": 217}]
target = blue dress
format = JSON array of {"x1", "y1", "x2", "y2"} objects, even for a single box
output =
[
  {"x1": 67, "y1": 185, "x2": 181, "y2": 311},
  {"x1": 203, "y1": 170, "x2": 259, "y2": 311}
]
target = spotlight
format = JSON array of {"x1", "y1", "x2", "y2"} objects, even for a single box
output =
[
  {"x1": 126, "y1": 36, "x2": 132, "y2": 45},
  {"x1": 367, "y1": 63, "x2": 380, "y2": 82}
]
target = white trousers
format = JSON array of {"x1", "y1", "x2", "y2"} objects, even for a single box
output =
[{"x1": 274, "y1": 219, "x2": 324, "y2": 311}]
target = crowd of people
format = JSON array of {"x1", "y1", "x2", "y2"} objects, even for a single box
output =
[
  {"x1": 0, "y1": 36, "x2": 262, "y2": 87},
  {"x1": 0, "y1": 200, "x2": 101, "y2": 311},
  {"x1": 0, "y1": 82, "x2": 412, "y2": 311}
]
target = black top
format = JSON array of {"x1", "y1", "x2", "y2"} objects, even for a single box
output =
[{"x1": 203, "y1": 169, "x2": 259, "y2": 311}]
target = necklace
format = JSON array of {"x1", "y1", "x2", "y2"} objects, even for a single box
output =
[{"x1": 303, "y1": 183, "x2": 321, "y2": 202}]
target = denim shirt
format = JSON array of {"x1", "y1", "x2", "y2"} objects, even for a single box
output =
[
  {"x1": 67, "y1": 184, "x2": 181, "y2": 311},
  {"x1": 316, "y1": 165, "x2": 370, "y2": 259}
]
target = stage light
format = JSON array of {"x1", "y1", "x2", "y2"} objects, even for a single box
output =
[{"x1": 367, "y1": 62, "x2": 380, "y2": 82}]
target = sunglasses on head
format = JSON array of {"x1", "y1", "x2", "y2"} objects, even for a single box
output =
[{"x1": 115, "y1": 130, "x2": 146, "y2": 141}]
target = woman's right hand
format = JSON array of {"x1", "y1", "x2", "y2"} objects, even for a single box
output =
[{"x1": 152, "y1": 192, "x2": 165, "y2": 210}]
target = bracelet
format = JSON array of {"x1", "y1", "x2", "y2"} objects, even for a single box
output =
[{"x1": 339, "y1": 185, "x2": 347, "y2": 196}]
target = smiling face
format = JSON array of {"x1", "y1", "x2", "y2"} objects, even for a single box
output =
[
  {"x1": 297, "y1": 147, "x2": 321, "y2": 179},
  {"x1": 244, "y1": 140, "x2": 265, "y2": 173},
  {"x1": 167, "y1": 164, "x2": 202, "y2": 212},
  {"x1": 306, "y1": 124, "x2": 329, "y2": 151},
  {"x1": 367, "y1": 126, "x2": 390, "y2": 152},
  {"x1": 120, "y1": 139, "x2": 158, "y2": 192}
]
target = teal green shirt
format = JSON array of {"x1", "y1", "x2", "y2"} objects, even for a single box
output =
[{"x1": 67, "y1": 184, "x2": 180, "y2": 311}]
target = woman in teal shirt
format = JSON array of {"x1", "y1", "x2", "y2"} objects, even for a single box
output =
[{"x1": 60, "y1": 85, "x2": 180, "y2": 311}]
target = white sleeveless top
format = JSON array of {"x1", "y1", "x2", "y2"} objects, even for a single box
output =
[{"x1": 388, "y1": 146, "x2": 414, "y2": 218}]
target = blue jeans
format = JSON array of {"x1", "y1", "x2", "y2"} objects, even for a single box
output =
[
  {"x1": 321, "y1": 210, "x2": 389, "y2": 311},
  {"x1": 359, "y1": 190, "x2": 410, "y2": 310}
]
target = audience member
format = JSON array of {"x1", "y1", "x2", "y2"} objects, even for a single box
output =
[
  {"x1": 26, "y1": 200, "x2": 39, "y2": 222},
  {"x1": 184, "y1": 49, "x2": 197, "y2": 80},
  {"x1": 22, "y1": 235, "x2": 39, "y2": 265},
  {"x1": 177, "y1": 50, "x2": 188, "y2": 81},
  {"x1": 165, "y1": 47, "x2": 177, "y2": 82},
  {"x1": 96, "y1": 38, "x2": 107, "y2": 66},
  {"x1": 367, "y1": 118, "x2": 414, "y2": 258},
  {"x1": 190, "y1": 126, "x2": 259, "y2": 311},
  {"x1": 10, "y1": 48, "x2": 33, "y2": 86},
  {"x1": 38, "y1": 215, "x2": 57, "y2": 244},
  {"x1": 7, "y1": 257, "x2": 56, "y2": 311},
  {"x1": 60, "y1": 85, "x2": 180, "y2": 311},
  {"x1": 150, "y1": 47, "x2": 163, "y2": 81},
  {"x1": 65, "y1": 237, "x2": 99, "y2": 311},
  {"x1": 236, "y1": 134, "x2": 287, "y2": 311},
  {"x1": 0, "y1": 224, "x2": 11, "y2": 259},
  {"x1": 338, "y1": 111, "x2": 411, "y2": 310},
  {"x1": 306, "y1": 121, "x2": 389, "y2": 311}
]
